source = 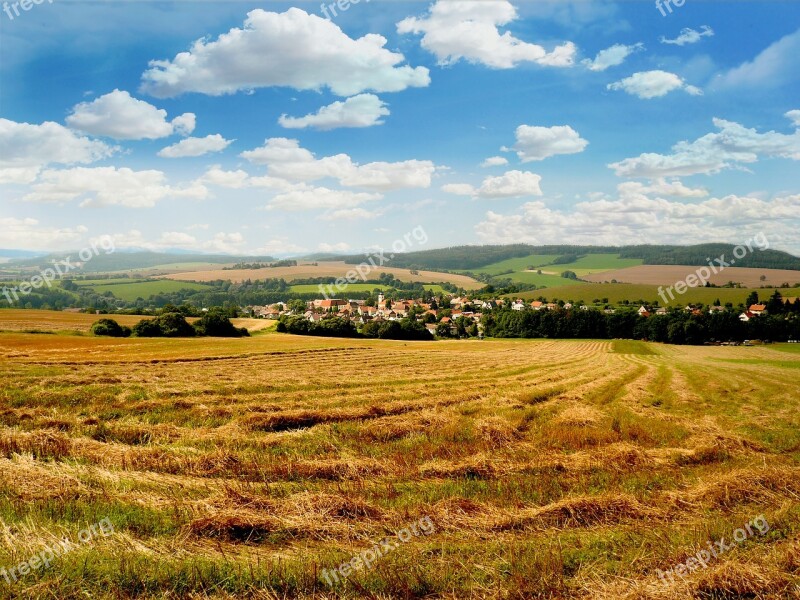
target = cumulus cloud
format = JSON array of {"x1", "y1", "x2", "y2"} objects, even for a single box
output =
[
  {"x1": 0, "y1": 118, "x2": 116, "y2": 182},
  {"x1": 240, "y1": 138, "x2": 437, "y2": 191},
  {"x1": 443, "y1": 170, "x2": 543, "y2": 198},
  {"x1": 319, "y1": 208, "x2": 383, "y2": 221},
  {"x1": 660, "y1": 26, "x2": 714, "y2": 46},
  {"x1": 252, "y1": 239, "x2": 309, "y2": 255},
  {"x1": 481, "y1": 156, "x2": 509, "y2": 167},
  {"x1": 278, "y1": 94, "x2": 389, "y2": 130},
  {"x1": 609, "y1": 117, "x2": 800, "y2": 178},
  {"x1": 607, "y1": 70, "x2": 702, "y2": 99},
  {"x1": 582, "y1": 42, "x2": 643, "y2": 71},
  {"x1": 22, "y1": 167, "x2": 209, "y2": 208},
  {"x1": 158, "y1": 134, "x2": 233, "y2": 158},
  {"x1": 268, "y1": 186, "x2": 382, "y2": 211},
  {"x1": 506, "y1": 125, "x2": 588, "y2": 162},
  {"x1": 318, "y1": 242, "x2": 351, "y2": 253},
  {"x1": 0, "y1": 217, "x2": 89, "y2": 250},
  {"x1": 787, "y1": 110, "x2": 800, "y2": 127},
  {"x1": 66, "y1": 90, "x2": 195, "y2": 140},
  {"x1": 397, "y1": 0, "x2": 576, "y2": 68},
  {"x1": 617, "y1": 178, "x2": 708, "y2": 199},
  {"x1": 713, "y1": 28, "x2": 800, "y2": 90},
  {"x1": 141, "y1": 8, "x2": 429, "y2": 98},
  {"x1": 474, "y1": 191, "x2": 800, "y2": 252}
]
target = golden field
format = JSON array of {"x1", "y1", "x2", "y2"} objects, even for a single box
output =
[
  {"x1": 158, "y1": 261, "x2": 483, "y2": 289},
  {"x1": 0, "y1": 310, "x2": 799, "y2": 598}
]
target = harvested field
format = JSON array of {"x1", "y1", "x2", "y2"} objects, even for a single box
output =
[
  {"x1": 0, "y1": 311, "x2": 799, "y2": 598},
  {"x1": 585, "y1": 264, "x2": 800, "y2": 288},
  {"x1": 158, "y1": 260, "x2": 483, "y2": 289}
]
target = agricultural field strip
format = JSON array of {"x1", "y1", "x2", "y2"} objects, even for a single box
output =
[{"x1": 2, "y1": 336, "x2": 799, "y2": 598}]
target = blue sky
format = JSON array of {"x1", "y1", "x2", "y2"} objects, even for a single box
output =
[{"x1": 1, "y1": 0, "x2": 799, "y2": 256}]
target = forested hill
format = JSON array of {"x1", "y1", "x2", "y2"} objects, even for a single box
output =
[{"x1": 337, "y1": 244, "x2": 800, "y2": 271}]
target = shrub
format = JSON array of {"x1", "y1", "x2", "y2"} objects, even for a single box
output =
[
  {"x1": 132, "y1": 313, "x2": 195, "y2": 337},
  {"x1": 194, "y1": 309, "x2": 249, "y2": 337},
  {"x1": 90, "y1": 318, "x2": 131, "y2": 337}
]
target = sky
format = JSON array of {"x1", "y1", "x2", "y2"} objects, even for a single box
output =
[{"x1": 0, "y1": 0, "x2": 799, "y2": 257}]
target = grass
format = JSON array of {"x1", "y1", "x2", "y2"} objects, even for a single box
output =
[
  {"x1": 289, "y1": 283, "x2": 382, "y2": 294},
  {"x1": 0, "y1": 311, "x2": 798, "y2": 598},
  {"x1": 462, "y1": 253, "x2": 643, "y2": 287},
  {"x1": 78, "y1": 280, "x2": 211, "y2": 301},
  {"x1": 517, "y1": 282, "x2": 786, "y2": 306}
]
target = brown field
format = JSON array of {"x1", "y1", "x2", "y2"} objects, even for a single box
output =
[
  {"x1": 585, "y1": 265, "x2": 800, "y2": 288},
  {"x1": 0, "y1": 310, "x2": 799, "y2": 598},
  {"x1": 159, "y1": 261, "x2": 483, "y2": 289}
]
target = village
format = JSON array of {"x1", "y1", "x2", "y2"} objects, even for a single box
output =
[{"x1": 244, "y1": 291, "x2": 788, "y2": 337}]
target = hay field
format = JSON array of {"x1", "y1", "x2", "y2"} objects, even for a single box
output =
[
  {"x1": 0, "y1": 309, "x2": 273, "y2": 335},
  {"x1": 159, "y1": 261, "x2": 483, "y2": 289},
  {"x1": 584, "y1": 265, "x2": 800, "y2": 288},
  {"x1": 0, "y1": 316, "x2": 799, "y2": 598}
]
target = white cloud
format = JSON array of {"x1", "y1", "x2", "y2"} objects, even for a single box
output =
[
  {"x1": 443, "y1": 170, "x2": 542, "y2": 198},
  {"x1": 141, "y1": 8, "x2": 429, "y2": 98},
  {"x1": 787, "y1": 110, "x2": 800, "y2": 127},
  {"x1": 714, "y1": 28, "x2": 800, "y2": 90},
  {"x1": 660, "y1": 26, "x2": 714, "y2": 46},
  {"x1": 252, "y1": 239, "x2": 309, "y2": 255},
  {"x1": 617, "y1": 178, "x2": 708, "y2": 199},
  {"x1": 279, "y1": 94, "x2": 390, "y2": 130},
  {"x1": 582, "y1": 43, "x2": 643, "y2": 71},
  {"x1": 157, "y1": 231, "x2": 198, "y2": 247},
  {"x1": 507, "y1": 125, "x2": 589, "y2": 162},
  {"x1": 66, "y1": 90, "x2": 195, "y2": 140},
  {"x1": 397, "y1": 0, "x2": 576, "y2": 69},
  {"x1": 158, "y1": 134, "x2": 233, "y2": 158},
  {"x1": 268, "y1": 186, "x2": 382, "y2": 211},
  {"x1": 319, "y1": 208, "x2": 383, "y2": 221},
  {"x1": 607, "y1": 70, "x2": 702, "y2": 99},
  {"x1": 203, "y1": 232, "x2": 246, "y2": 254},
  {"x1": 318, "y1": 242, "x2": 351, "y2": 253},
  {"x1": 481, "y1": 156, "x2": 509, "y2": 167},
  {"x1": 0, "y1": 119, "x2": 116, "y2": 180},
  {"x1": 22, "y1": 167, "x2": 209, "y2": 208},
  {"x1": 475, "y1": 192, "x2": 800, "y2": 252},
  {"x1": 0, "y1": 217, "x2": 89, "y2": 250},
  {"x1": 609, "y1": 117, "x2": 800, "y2": 178},
  {"x1": 240, "y1": 138, "x2": 437, "y2": 191}
]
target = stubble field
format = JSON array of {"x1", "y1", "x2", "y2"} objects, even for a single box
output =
[{"x1": 0, "y1": 311, "x2": 799, "y2": 598}]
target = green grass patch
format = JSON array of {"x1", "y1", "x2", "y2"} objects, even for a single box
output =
[
  {"x1": 81, "y1": 280, "x2": 211, "y2": 301},
  {"x1": 611, "y1": 340, "x2": 658, "y2": 355}
]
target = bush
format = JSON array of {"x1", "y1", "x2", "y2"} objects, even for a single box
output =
[
  {"x1": 132, "y1": 313, "x2": 196, "y2": 337},
  {"x1": 90, "y1": 318, "x2": 131, "y2": 337},
  {"x1": 194, "y1": 309, "x2": 250, "y2": 337}
]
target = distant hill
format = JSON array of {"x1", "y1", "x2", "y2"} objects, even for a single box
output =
[
  {"x1": 6, "y1": 251, "x2": 275, "y2": 272},
  {"x1": 335, "y1": 244, "x2": 800, "y2": 272}
]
